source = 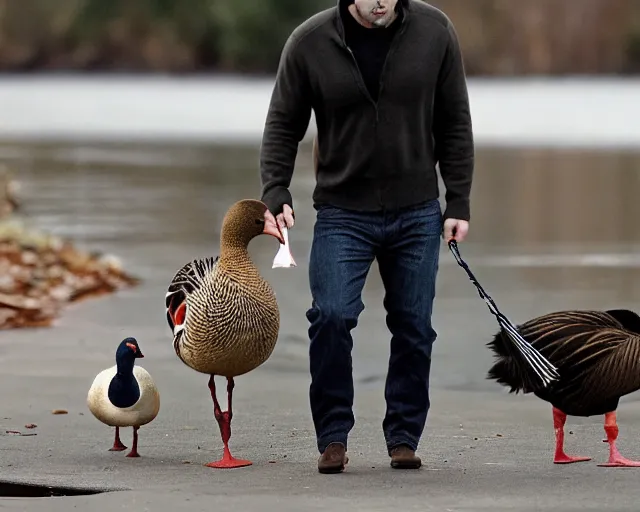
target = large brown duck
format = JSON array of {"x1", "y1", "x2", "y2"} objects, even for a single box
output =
[
  {"x1": 165, "y1": 199, "x2": 287, "y2": 469},
  {"x1": 488, "y1": 308, "x2": 640, "y2": 467}
]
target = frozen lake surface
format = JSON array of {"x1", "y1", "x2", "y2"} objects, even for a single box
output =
[{"x1": 0, "y1": 74, "x2": 638, "y2": 148}]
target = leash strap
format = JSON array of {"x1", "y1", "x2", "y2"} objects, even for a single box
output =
[{"x1": 447, "y1": 239, "x2": 560, "y2": 386}]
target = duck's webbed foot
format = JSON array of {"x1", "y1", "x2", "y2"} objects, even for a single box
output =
[
  {"x1": 205, "y1": 375, "x2": 252, "y2": 469},
  {"x1": 598, "y1": 412, "x2": 640, "y2": 467}
]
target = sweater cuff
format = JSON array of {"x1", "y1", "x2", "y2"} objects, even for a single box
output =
[
  {"x1": 443, "y1": 198, "x2": 470, "y2": 222},
  {"x1": 261, "y1": 186, "x2": 293, "y2": 217}
]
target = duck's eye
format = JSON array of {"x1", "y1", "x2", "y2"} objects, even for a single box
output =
[{"x1": 255, "y1": 219, "x2": 264, "y2": 225}]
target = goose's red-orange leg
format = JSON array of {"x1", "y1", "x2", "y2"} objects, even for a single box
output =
[
  {"x1": 553, "y1": 407, "x2": 591, "y2": 464},
  {"x1": 206, "y1": 375, "x2": 252, "y2": 469},
  {"x1": 109, "y1": 426, "x2": 127, "y2": 451},
  {"x1": 598, "y1": 412, "x2": 640, "y2": 467},
  {"x1": 126, "y1": 426, "x2": 140, "y2": 458}
]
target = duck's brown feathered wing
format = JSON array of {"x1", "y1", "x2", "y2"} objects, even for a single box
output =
[
  {"x1": 165, "y1": 257, "x2": 218, "y2": 331},
  {"x1": 575, "y1": 332, "x2": 640, "y2": 409},
  {"x1": 488, "y1": 310, "x2": 640, "y2": 411}
]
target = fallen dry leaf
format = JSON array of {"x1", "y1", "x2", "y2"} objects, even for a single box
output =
[
  {"x1": 51, "y1": 409, "x2": 68, "y2": 415},
  {"x1": 0, "y1": 217, "x2": 139, "y2": 331}
]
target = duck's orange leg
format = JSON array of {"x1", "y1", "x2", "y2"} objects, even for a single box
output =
[
  {"x1": 598, "y1": 412, "x2": 640, "y2": 467},
  {"x1": 553, "y1": 407, "x2": 591, "y2": 464},
  {"x1": 126, "y1": 426, "x2": 140, "y2": 458},
  {"x1": 205, "y1": 375, "x2": 252, "y2": 469},
  {"x1": 109, "y1": 426, "x2": 127, "y2": 451}
]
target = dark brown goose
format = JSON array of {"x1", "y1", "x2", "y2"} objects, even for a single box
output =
[
  {"x1": 488, "y1": 308, "x2": 640, "y2": 467},
  {"x1": 165, "y1": 199, "x2": 285, "y2": 469}
]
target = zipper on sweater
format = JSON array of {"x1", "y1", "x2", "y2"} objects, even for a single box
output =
[
  {"x1": 377, "y1": 25, "x2": 404, "y2": 101},
  {"x1": 342, "y1": 42, "x2": 381, "y2": 205},
  {"x1": 345, "y1": 45, "x2": 377, "y2": 116},
  {"x1": 342, "y1": 15, "x2": 408, "y2": 120},
  {"x1": 375, "y1": 19, "x2": 406, "y2": 207}
]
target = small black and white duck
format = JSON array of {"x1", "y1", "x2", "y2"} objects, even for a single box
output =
[
  {"x1": 487, "y1": 308, "x2": 640, "y2": 467},
  {"x1": 87, "y1": 337, "x2": 160, "y2": 458}
]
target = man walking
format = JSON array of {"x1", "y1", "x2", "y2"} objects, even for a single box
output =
[{"x1": 259, "y1": 0, "x2": 474, "y2": 473}]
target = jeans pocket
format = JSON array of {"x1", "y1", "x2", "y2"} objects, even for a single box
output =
[{"x1": 401, "y1": 200, "x2": 442, "y2": 235}]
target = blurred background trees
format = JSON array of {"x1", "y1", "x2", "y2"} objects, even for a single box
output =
[{"x1": 0, "y1": 0, "x2": 638, "y2": 75}]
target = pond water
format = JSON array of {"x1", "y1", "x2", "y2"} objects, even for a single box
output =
[{"x1": 1, "y1": 132, "x2": 638, "y2": 392}]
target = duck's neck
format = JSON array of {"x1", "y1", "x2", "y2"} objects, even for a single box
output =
[
  {"x1": 109, "y1": 356, "x2": 141, "y2": 408},
  {"x1": 220, "y1": 242, "x2": 251, "y2": 262},
  {"x1": 219, "y1": 230, "x2": 262, "y2": 281},
  {"x1": 219, "y1": 227, "x2": 253, "y2": 263},
  {"x1": 115, "y1": 358, "x2": 136, "y2": 380}
]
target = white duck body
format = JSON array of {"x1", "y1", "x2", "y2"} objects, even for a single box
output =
[{"x1": 87, "y1": 364, "x2": 160, "y2": 428}]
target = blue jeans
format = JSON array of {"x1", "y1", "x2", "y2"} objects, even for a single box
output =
[{"x1": 306, "y1": 198, "x2": 442, "y2": 455}]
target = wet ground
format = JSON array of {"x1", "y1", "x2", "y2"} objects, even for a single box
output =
[{"x1": 1, "y1": 139, "x2": 640, "y2": 510}]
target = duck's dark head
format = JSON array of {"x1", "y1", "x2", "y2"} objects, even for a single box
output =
[
  {"x1": 221, "y1": 199, "x2": 285, "y2": 248},
  {"x1": 606, "y1": 309, "x2": 640, "y2": 334},
  {"x1": 116, "y1": 336, "x2": 144, "y2": 363}
]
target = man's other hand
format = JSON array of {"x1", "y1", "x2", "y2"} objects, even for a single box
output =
[{"x1": 443, "y1": 218, "x2": 469, "y2": 242}]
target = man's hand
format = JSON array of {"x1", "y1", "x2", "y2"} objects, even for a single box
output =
[
  {"x1": 443, "y1": 218, "x2": 469, "y2": 242},
  {"x1": 264, "y1": 204, "x2": 295, "y2": 231}
]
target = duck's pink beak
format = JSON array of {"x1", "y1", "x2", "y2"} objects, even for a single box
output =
[{"x1": 263, "y1": 217, "x2": 285, "y2": 244}]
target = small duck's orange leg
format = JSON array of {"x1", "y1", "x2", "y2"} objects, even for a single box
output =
[
  {"x1": 205, "y1": 375, "x2": 252, "y2": 469},
  {"x1": 109, "y1": 426, "x2": 127, "y2": 451},
  {"x1": 126, "y1": 426, "x2": 140, "y2": 458},
  {"x1": 552, "y1": 407, "x2": 591, "y2": 464},
  {"x1": 598, "y1": 412, "x2": 640, "y2": 467}
]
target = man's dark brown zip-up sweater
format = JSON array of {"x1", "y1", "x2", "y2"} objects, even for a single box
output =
[{"x1": 259, "y1": 0, "x2": 474, "y2": 222}]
